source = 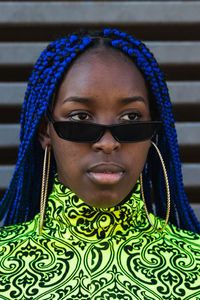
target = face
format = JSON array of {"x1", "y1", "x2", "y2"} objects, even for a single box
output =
[{"x1": 43, "y1": 48, "x2": 151, "y2": 208}]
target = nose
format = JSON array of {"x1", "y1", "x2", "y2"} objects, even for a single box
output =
[{"x1": 92, "y1": 129, "x2": 121, "y2": 153}]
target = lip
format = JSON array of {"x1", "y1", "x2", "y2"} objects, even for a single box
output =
[{"x1": 87, "y1": 163, "x2": 125, "y2": 185}]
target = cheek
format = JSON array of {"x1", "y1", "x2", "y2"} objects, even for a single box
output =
[
  {"x1": 52, "y1": 138, "x2": 82, "y2": 169},
  {"x1": 125, "y1": 141, "x2": 150, "y2": 174},
  {"x1": 49, "y1": 130, "x2": 89, "y2": 182}
]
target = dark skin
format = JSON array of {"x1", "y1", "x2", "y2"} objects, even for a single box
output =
[{"x1": 39, "y1": 48, "x2": 151, "y2": 208}]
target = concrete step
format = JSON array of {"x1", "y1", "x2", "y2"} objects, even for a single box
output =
[
  {"x1": 1, "y1": 81, "x2": 200, "y2": 106},
  {"x1": 0, "y1": 122, "x2": 199, "y2": 147},
  {"x1": 0, "y1": 163, "x2": 199, "y2": 189},
  {"x1": 1, "y1": 42, "x2": 200, "y2": 66},
  {"x1": 0, "y1": 2, "x2": 200, "y2": 25}
]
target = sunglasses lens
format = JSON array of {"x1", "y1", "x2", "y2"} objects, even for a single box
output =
[
  {"x1": 53, "y1": 121, "x2": 161, "y2": 143},
  {"x1": 54, "y1": 122, "x2": 102, "y2": 142},
  {"x1": 112, "y1": 122, "x2": 160, "y2": 142}
]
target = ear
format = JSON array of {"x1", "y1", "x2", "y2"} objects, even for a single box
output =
[{"x1": 38, "y1": 116, "x2": 51, "y2": 150}]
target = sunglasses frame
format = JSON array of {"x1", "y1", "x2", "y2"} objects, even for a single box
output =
[{"x1": 46, "y1": 109, "x2": 162, "y2": 143}]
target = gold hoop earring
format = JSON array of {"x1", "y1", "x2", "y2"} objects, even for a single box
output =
[
  {"x1": 39, "y1": 145, "x2": 51, "y2": 235},
  {"x1": 139, "y1": 141, "x2": 170, "y2": 232}
]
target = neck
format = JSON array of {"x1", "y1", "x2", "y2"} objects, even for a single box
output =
[{"x1": 43, "y1": 175, "x2": 149, "y2": 241}]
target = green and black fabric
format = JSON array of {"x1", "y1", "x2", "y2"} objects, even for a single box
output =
[{"x1": 0, "y1": 176, "x2": 200, "y2": 300}]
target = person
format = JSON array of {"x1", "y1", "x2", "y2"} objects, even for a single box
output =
[{"x1": 0, "y1": 28, "x2": 199, "y2": 299}]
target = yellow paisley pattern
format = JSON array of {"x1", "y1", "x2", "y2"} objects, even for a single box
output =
[{"x1": 0, "y1": 176, "x2": 200, "y2": 299}]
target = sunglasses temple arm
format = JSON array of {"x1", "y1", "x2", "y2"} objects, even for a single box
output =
[{"x1": 46, "y1": 108, "x2": 55, "y2": 123}]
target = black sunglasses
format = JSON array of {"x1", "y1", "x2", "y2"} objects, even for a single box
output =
[{"x1": 46, "y1": 110, "x2": 162, "y2": 143}]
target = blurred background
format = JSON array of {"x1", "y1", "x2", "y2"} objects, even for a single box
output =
[{"x1": 0, "y1": 0, "x2": 200, "y2": 221}]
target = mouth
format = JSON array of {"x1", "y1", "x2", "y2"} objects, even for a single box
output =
[{"x1": 87, "y1": 163, "x2": 125, "y2": 185}]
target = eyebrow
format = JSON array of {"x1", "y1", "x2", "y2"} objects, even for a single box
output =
[
  {"x1": 62, "y1": 96, "x2": 145, "y2": 104},
  {"x1": 120, "y1": 96, "x2": 145, "y2": 104},
  {"x1": 63, "y1": 96, "x2": 92, "y2": 104}
]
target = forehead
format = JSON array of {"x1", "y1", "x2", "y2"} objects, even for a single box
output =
[{"x1": 56, "y1": 47, "x2": 149, "y2": 104}]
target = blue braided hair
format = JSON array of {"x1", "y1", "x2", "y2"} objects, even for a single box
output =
[{"x1": 1, "y1": 28, "x2": 200, "y2": 233}]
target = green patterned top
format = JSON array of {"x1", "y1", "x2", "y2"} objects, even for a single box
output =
[{"x1": 0, "y1": 176, "x2": 200, "y2": 300}]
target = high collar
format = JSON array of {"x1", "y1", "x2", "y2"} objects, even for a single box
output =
[{"x1": 43, "y1": 175, "x2": 149, "y2": 241}]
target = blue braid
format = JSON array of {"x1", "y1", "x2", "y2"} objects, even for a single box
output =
[
  {"x1": 1, "y1": 34, "x2": 92, "y2": 225},
  {"x1": 1, "y1": 29, "x2": 200, "y2": 233},
  {"x1": 103, "y1": 28, "x2": 200, "y2": 232}
]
